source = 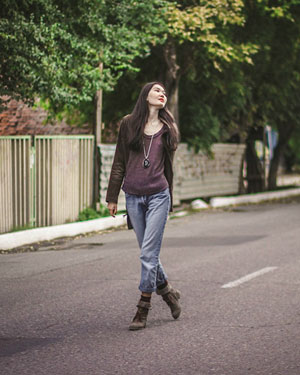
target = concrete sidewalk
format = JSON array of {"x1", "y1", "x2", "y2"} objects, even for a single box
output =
[
  {"x1": 1, "y1": 183, "x2": 300, "y2": 251},
  {"x1": 0, "y1": 215, "x2": 127, "y2": 251}
]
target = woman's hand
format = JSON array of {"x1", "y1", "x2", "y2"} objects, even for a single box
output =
[{"x1": 107, "y1": 202, "x2": 118, "y2": 217}]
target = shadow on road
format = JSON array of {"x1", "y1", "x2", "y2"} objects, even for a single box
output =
[{"x1": 0, "y1": 337, "x2": 59, "y2": 357}]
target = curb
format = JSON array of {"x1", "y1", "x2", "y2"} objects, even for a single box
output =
[
  {"x1": 210, "y1": 188, "x2": 300, "y2": 208},
  {"x1": 0, "y1": 215, "x2": 127, "y2": 251},
  {"x1": 1, "y1": 187, "x2": 300, "y2": 251}
]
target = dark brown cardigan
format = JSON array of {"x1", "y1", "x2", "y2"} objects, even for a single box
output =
[{"x1": 106, "y1": 115, "x2": 176, "y2": 229}]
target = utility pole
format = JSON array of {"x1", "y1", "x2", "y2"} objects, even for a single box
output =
[
  {"x1": 95, "y1": 62, "x2": 103, "y2": 145},
  {"x1": 93, "y1": 61, "x2": 103, "y2": 210}
]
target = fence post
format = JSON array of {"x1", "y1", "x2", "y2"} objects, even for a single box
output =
[{"x1": 30, "y1": 139, "x2": 36, "y2": 228}]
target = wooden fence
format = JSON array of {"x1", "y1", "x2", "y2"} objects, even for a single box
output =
[
  {"x1": 0, "y1": 137, "x2": 245, "y2": 234},
  {"x1": 0, "y1": 136, "x2": 32, "y2": 233},
  {"x1": 0, "y1": 136, "x2": 94, "y2": 234},
  {"x1": 174, "y1": 143, "x2": 246, "y2": 201}
]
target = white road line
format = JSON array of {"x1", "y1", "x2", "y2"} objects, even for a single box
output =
[{"x1": 221, "y1": 267, "x2": 278, "y2": 288}]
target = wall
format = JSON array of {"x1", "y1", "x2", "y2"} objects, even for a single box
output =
[
  {"x1": 98, "y1": 143, "x2": 246, "y2": 210},
  {"x1": 174, "y1": 143, "x2": 246, "y2": 203},
  {"x1": 0, "y1": 98, "x2": 92, "y2": 136}
]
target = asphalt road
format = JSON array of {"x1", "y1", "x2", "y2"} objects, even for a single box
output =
[{"x1": 1, "y1": 200, "x2": 300, "y2": 375}]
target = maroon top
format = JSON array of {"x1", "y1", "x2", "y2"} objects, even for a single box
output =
[{"x1": 122, "y1": 126, "x2": 169, "y2": 195}]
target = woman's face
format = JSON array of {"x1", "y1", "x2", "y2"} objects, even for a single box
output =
[{"x1": 147, "y1": 84, "x2": 167, "y2": 108}]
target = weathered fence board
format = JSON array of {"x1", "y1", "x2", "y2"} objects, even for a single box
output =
[
  {"x1": 35, "y1": 136, "x2": 94, "y2": 227},
  {"x1": 99, "y1": 144, "x2": 126, "y2": 211},
  {"x1": 0, "y1": 136, "x2": 31, "y2": 233},
  {"x1": 98, "y1": 143, "x2": 246, "y2": 209},
  {"x1": 173, "y1": 143, "x2": 245, "y2": 200},
  {"x1": 0, "y1": 136, "x2": 94, "y2": 233}
]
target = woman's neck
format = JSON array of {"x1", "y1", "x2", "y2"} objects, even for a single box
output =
[
  {"x1": 144, "y1": 116, "x2": 163, "y2": 135},
  {"x1": 147, "y1": 107, "x2": 159, "y2": 123},
  {"x1": 145, "y1": 109, "x2": 163, "y2": 135}
]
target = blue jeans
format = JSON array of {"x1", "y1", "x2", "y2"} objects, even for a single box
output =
[{"x1": 125, "y1": 188, "x2": 170, "y2": 293}]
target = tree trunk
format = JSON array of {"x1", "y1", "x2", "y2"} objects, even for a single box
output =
[
  {"x1": 245, "y1": 126, "x2": 266, "y2": 193},
  {"x1": 163, "y1": 38, "x2": 180, "y2": 125},
  {"x1": 267, "y1": 122, "x2": 294, "y2": 190},
  {"x1": 267, "y1": 141, "x2": 282, "y2": 190},
  {"x1": 245, "y1": 138, "x2": 265, "y2": 193}
]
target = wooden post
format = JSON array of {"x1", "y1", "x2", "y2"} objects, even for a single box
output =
[
  {"x1": 95, "y1": 62, "x2": 103, "y2": 144},
  {"x1": 93, "y1": 62, "x2": 103, "y2": 209}
]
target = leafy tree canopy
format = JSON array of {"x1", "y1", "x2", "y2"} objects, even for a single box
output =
[
  {"x1": 166, "y1": 0, "x2": 258, "y2": 68},
  {"x1": 0, "y1": 0, "x2": 169, "y2": 111}
]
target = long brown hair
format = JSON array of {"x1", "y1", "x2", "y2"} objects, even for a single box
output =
[{"x1": 127, "y1": 81, "x2": 179, "y2": 152}]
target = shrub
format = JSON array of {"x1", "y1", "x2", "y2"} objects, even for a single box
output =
[{"x1": 78, "y1": 205, "x2": 110, "y2": 221}]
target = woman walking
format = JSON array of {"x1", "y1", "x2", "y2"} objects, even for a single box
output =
[{"x1": 106, "y1": 81, "x2": 181, "y2": 330}]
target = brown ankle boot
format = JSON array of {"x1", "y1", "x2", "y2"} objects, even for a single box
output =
[
  {"x1": 156, "y1": 284, "x2": 181, "y2": 319},
  {"x1": 129, "y1": 300, "x2": 151, "y2": 331}
]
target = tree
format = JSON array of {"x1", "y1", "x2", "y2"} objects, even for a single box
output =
[
  {"x1": 0, "y1": 0, "x2": 169, "y2": 112},
  {"x1": 161, "y1": 0, "x2": 257, "y2": 125},
  {"x1": 0, "y1": 0, "x2": 171, "y2": 206},
  {"x1": 238, "y1": 0, "x2": 300, "y2": 190},
  {"x1": 100, "y1": 1, "x2": 257, "y2": 148}
]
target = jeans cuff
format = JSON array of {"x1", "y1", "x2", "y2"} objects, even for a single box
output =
[{"x1": 139, "y1": 286, "x2": 157, "y2": 293}]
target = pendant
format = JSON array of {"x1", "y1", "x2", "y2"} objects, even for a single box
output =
[{"x1": 143, "y1": 158, "x2": 150, "y2": 168}]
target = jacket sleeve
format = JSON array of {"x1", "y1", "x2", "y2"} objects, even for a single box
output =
[{"x1": 106, "y1": 118, "x2": 128, "y2": 204}]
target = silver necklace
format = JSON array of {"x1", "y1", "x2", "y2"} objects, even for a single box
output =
[{"x1": 142, "y1": 134, "x2": 154, "y2": 168}]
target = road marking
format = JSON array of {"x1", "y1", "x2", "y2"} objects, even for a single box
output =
[{"x1": 221, "y1": 267, "x2": 278, "y2": 288}]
